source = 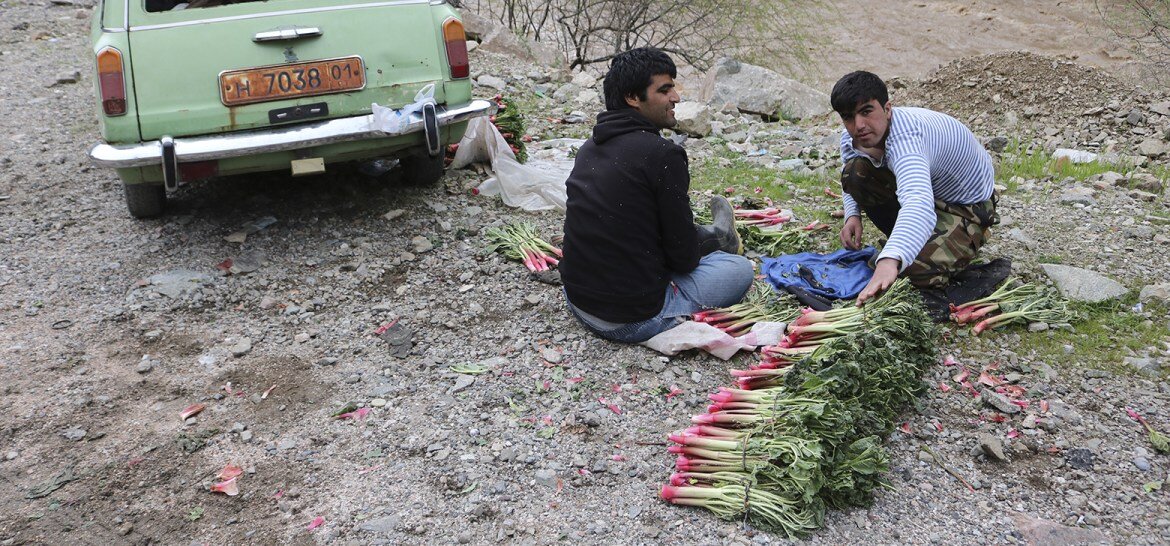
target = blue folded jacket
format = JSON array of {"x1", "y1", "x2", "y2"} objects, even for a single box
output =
[{"x1": 761, "y1": 247, "x2": 877, "y2": 300}]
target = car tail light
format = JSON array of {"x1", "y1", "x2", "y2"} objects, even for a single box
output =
[
  {"x1": 442, "y1": 18, "x2": 469, "y2": 79},
  {"x1": 96, "y1": 47, "x2": 127, "y2": 116}
]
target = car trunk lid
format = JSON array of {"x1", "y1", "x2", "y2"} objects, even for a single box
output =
[{"x1": 127, "y1": 0, "x2": 447, "y2": 140}]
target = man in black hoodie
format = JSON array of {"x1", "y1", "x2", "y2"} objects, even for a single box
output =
[{"x1": 560, "y1": 47, "x2": 754, "y2": 343}]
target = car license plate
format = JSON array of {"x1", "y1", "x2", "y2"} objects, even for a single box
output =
[{"x1": 219, "y1": 56, "x2": 365, "y2": 107}]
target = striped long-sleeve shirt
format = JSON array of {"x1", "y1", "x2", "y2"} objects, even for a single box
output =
[{"x1": 840, "y1": 107, "x2": 995, "y2": 271}]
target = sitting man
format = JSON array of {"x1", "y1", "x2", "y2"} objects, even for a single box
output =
[
  {"x1": 832, "y1": 71, "x2": 999, "y2": 305},
  {"x1": 560, "y1": 47, "x2": 754, "y2": 343}
]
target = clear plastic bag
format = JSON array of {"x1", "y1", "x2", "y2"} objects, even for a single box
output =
[
  {"x1": 371, "y1": 83, "x2": 436, "y2": 134},
  {"x1": 453, "y1": 117, "x2": 580, "y2": 212}
]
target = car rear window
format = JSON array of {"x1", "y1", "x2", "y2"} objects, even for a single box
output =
[{"x1": 145, "y1": 0, "x2": 281, "y2": 12}]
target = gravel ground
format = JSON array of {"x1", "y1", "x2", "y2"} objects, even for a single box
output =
[{"x1": 1, "y1": 2, "x2": 1169, "y2": 545}]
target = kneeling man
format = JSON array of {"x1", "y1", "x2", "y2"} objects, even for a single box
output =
[{"x1": 832, "y1": 71, "x2": 999, "y2": 305}]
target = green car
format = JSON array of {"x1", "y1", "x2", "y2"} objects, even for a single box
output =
[{"x1": 88, "y1": 0, "x2": 494, "y2": 218}]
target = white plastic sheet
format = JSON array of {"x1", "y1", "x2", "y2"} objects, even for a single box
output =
[
  {"x1": 641, "y1": 321, "x2": 787, "y2": 360},
  {"x1": 453, "y1": 117, "x2": 581, "y2": 212},
  {"x1": 371, "y1": 84, "x2": 435, "y2": 134}
]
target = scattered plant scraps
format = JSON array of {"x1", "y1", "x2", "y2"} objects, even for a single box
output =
[
  {"x1": 335, "y1": 407, "x2": 371, "y2": 421},
  {"x1": 217, "y1": 464, "x2": 243, "y2": 481},
  {"x1": 661, "y1": 279, "x2": 939, "y2": 538},
  {"x1": 261, "y1": 385, "x2": 277, "y2": 399},
  {"x1": 306, "y1": 516, "x2": 325, "y2": 531},
  {"x1": 485, "y1": 222, "x2": 562, "y2": 272},
  {"x1": 210, "y1": 477, "x2": 239, "y2": 496},
  {"x1": 180, "y1": 403, "x2": 206, "y2": 421},
  {"x1": 1126, "y1": 407, "x2": 1170, "y2": 454},
  {"x1": 450, "y1": 363, "x2": 491, "y2": 375},
  {"x1": 187, "y1": 506, "x2": 205, "y2": 522}
]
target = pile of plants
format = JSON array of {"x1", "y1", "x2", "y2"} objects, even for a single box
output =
[
  {"x1": 948, "y1": 278, "x2": 1075, "y2": 334},
  {"x1": 692, "y1": 202, "x2": 826, "y2": 257},
  {"x1": 661, "y1": 279, "x2": 938, "y2": 538},
  {"x1": 491, "y1": 94, "x2": 528, "y2": 163},
  {"x1": 485, "y1": 222, "x2": 561, "y2": 272}
]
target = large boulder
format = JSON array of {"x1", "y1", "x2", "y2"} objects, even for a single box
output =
[
  {"x1": 699, "y1": 58, "x2": 830, "y2": 121},
  {"x1": 1039, "y1": 264, "x2": 1128, "y2": 303},
  {"x1": 673, "y1": 102, "x2": 713, "y2": 137},
  {"x1": 461, "y1": 12, "x2": 562, "y2": 66}
]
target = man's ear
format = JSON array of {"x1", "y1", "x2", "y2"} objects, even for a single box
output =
[{"x1": 625, "y1": 93, "x2": 642, "y2": 109}]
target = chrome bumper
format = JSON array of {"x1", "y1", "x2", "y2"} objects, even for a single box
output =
[{"x1": 88, "y1": 99, "x2": 496, "y2": 169}]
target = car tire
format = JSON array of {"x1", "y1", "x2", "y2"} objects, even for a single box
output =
[
  {"x1": 400, "y1": 153, "x2": 445, "y2": 186},
  {"x1": 123, "y1": 182, "x2": 166, "y2": 218}
]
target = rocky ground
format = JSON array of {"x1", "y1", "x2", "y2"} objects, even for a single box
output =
[{"x1": 1, "y1": 1, "x2": 1170, "y2": 545}]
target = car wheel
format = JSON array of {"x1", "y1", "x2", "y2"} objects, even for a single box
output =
[
  {"x1": 400, "y1": 153, "x2": 445, "y2": 185},
  {"x1": 123, "y1": 182, "x2": 166, "y2": 218}
]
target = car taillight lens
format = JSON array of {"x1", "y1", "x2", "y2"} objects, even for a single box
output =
[
  {"x1": 96, "y1": 47, "x2": 127, "y2": 116},
  {"x1": 442, "y1": 17, "x2": 469, "y2": 79}
]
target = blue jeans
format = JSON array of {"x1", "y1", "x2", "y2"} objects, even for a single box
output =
[{"x1": 565, "y1": 251, "x2": 755, "y2": 343}]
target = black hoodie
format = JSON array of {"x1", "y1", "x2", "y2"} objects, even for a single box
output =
[{"x1": 560, "y1": 108, "x2": 699, "y2": 323}]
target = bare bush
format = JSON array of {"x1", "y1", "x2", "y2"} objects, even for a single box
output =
[
  {"x1": 1096, "y1": 1, "x2": 1170, "y2": 74},
  {"x1": 463, "y1": 0, "x2": 820, "y2": 72}
]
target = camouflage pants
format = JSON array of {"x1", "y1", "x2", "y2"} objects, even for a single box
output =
[{"x1": 841, "y1": 157, "x2": 999, "y2": 288}]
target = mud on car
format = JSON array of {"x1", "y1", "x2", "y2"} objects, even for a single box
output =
[{"x1": 88, "y1": 0, "x2": 494, "y2": 217}]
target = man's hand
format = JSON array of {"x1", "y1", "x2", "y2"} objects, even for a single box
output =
[
  {"x1": 856, "y1": 258, "x2": 900, "y2": 306},
  {"x1": 840, "y1": 216, "x2": 862, "y2": 250}
]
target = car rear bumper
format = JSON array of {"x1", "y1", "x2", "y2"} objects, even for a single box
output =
[{"x1": 88, "y1": 99, "x2": 495, "y2": 168}]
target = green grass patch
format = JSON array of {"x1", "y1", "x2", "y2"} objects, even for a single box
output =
[
  {"x1": 996, "y1": 144, "x2": 1135, "y2": 189},
  {"x1": 1003, "y1": 296, "x2": 1169, "y2": 376}
]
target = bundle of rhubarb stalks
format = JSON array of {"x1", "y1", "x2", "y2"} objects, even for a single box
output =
[
  {"x1": 949, "y1": 278, "x2": 1075, "y2": 334},
  {"x1": 485, "y1": 222, "x2": 562, "y2": 272},
  {"x1": 692, "y1": 283, "x2": 796, "y2": 337},
  {"x1": 661, "y1": 279, "x2": 938, "y2": 538}
]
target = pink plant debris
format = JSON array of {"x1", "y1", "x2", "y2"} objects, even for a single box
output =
[
  {"x1": 306, "y1": 517, "x2": 325, "y2": 531},
  {"x1": 335, "y1": 407, "x2": 371, "y2": 421},
  {"x1": 372, "y1": 319, "x2": 398, "y2": 336},
  {"x1": 223, "y1": 382, "x2": 233, "y2": 394},
  {"x1": 566, "y1": 377, "x2": 584, "y2": 384},
  {"x1": 273, "y1": 489, "x2": 284, "y2": 500},
  {"x1": 977, "y1": 371, "x2": 1003, "y2": 387},
  {"x1": 577, "y1": 468, "x2": 591, "y2": 476},
  {"x1": 541, "y1": 415, "x2": 554, "y2": 426},
  {"x1": 610, "y1": 384, "x2": 622, "y2": 393},
  {"x1": 1039, "y1": 400, "x2": 1050, "y2": 413},
  {"x1": 985, "y1": 413, "x2": 1008, "y2": 423},
  {"x1": 598, "y1": 397, "x2": 622, "y2": 415},
  {"x1": 210, "y1": 477, "x2": 239, "y2": 496},
  {"x1": 1007, "y1": 429, "x2": 1021, "y2": 439},
  {"x1": 933, "y1": 421, "x2": 943, "y2": 433},
  {"x1": 611, "y1": 454, "x2": 627, "y2": 462},
  {"x1": 754, "y1": 186, "x2": 764, "y2": 194},
  {"x1": 938, "y1": 382, "x2": 952, "y2": 393},
  {"x1": 952, "y1": 369, "x2": 970, "y2": 383},
  {"x1": 217, "y1": 464, "x2": 243, "y2": 481},
  {"x1": 942, "y1": 355, "x2": 960, "y2": 367},
  {"x1": 541, "y1": 380, "x2": 552, "y2": 391},
  {"x1": 724, "y1": 186, "x2": 735, "y2": 194},
  {"x1": 180, "y1": 403, "x2": 206, "y2": 421},
  {"x1": 998, "y1": 385, "x2": 1027, "y2": 398},
  {"x1": 261, "y1": 384, "x2": 277, "y2": 400},
  {"x1": 665, "y1": 385, "x2": 683, "y2": 400},
  {"x1": 898, "y1": 422, "x2": 912, "y2": 434}
]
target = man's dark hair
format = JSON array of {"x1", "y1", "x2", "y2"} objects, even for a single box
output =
[
  {"x1": 830, "y1": 71, "x2": 889, "y2": 116},
  {"x1": 602, "y1": 47, "x2": 677, "y2": 111}
]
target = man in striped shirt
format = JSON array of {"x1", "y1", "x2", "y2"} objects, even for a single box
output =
[{"x1": 832, "y1": 71, "x2": 999, "y2": 305}]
